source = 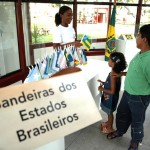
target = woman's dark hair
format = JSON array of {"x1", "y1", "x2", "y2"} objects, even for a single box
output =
[
  {"x1": 140, "y1": 24, "x2": 150, "y2": 46},
  {"x1": 55, "y1": 6, "x2": 71, "y2": 26},
  {"x1": 110, "y1": 52, "x2": 127, "y2": 73}
]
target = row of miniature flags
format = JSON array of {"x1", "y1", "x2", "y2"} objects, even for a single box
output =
[{"x1": 24, "y1": 46, "x2": 87, "y2": 83}]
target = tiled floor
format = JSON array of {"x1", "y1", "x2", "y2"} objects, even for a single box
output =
[{"x1": 65, "y1": 94, "x2": 150, "y2": 150}]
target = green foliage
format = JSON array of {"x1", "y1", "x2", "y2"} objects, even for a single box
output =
[
  {"x1": 77, "y1": 34, "x2": 84, "y2": 40},
  {"x1": 31, "y1": 24, "x2": 53, "y2": 44},
  {"x1": 77, "y1": 33, "x2": 103, "y2": 40},
  {"x1": 32, "y1": 24, "x2": 41, "y2": 44}
]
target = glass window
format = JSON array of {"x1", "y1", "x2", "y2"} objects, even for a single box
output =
[
  {"x1": 0, "y1": 2, "x2": 20, "y2": 77},
  {"x1": 29, "y1": 3, "x2": 73, "y2": 44},
  {"x1": 140, "y1": 7, "x2": 150, "y2": 25},
  {"x1": 77, "y1": 0, "x2": 109, "y2": 2},
  {"x1": 77, "y1": 5, "x2": 109, "y2": 40},
  {"x1": 116, "y1": 6, "x2": 137, "y2": 37},
  {"x1": 62, "y1": 0, "x2": 74, "y2": 1},
  {"x1": 116, "y1": 0, "x2": 138, "y2": 3},
  {"x1": 143, "y1": 0, "x2": 150, "y2": 4},
  {"x1": 78, "y1": 0, "x2": 138, "y2": 3}
]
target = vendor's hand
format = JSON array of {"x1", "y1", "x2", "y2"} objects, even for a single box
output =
[{"x1": 74, "y1": 41, "x2": 82, "y2": 47}]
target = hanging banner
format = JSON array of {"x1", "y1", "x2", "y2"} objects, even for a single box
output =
[{"x1": 0, "y1": 72, "x2": 101, "y2": 150}]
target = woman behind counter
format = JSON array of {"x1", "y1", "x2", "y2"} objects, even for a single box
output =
[{"x1": 53, "y1": 6, "x2": 82, "y2": 49}]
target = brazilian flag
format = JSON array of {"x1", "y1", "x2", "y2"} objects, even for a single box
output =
[{"x1": 105, "y1": 2, "x2": 116, "y2": 61}]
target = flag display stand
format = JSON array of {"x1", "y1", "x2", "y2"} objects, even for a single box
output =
[{"x1": 116, "y1": 34, "x2": 139, "y2": 64}]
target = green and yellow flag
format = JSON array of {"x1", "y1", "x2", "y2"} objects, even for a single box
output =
[
  {"x1": 105, "y1": 1, "x2": 116, "y2": 61},
  {"x1": 81, "y1": 35, "x2": 91, "y2": 51}
]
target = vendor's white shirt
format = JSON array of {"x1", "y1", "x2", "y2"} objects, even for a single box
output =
[{"x1": 53, "y1": 25, "x2": 75, "y2": 44}]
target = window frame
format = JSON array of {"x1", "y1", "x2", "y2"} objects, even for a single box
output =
[
  {"x1": 1, "y1": 0, "x2": 150, "y2": 87},
  {"x1": 0, "y1": 0, "x2": 26, "y2": 87}
]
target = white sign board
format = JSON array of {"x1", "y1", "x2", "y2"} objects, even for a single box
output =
[{"x1": 0, "y1": 72, "x2": 101, "y2": 150}]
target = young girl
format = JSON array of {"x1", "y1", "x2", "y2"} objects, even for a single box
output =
[{"x1": 98, "y1": 52, "x2": 127, "y2": 134}]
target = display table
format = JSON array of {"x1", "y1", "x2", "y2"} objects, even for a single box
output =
[
  {"x1": 36, "y1": 59, "x2": 110, "y2": 150},
  {"x1": 79, "y1": 59, "x2": 110, "y2": 108}
]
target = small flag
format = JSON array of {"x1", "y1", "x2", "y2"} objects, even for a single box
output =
[
  {"x1": 39, "y1": 59, "x2": 47, "y2": 78},
  {"x1": 51, "y1": 52, "x2": 60, "y2": 73},
  {"x1": 81, "y1": 35, "x2": 91, "y2": 51},
  {"x1": 77, "y1": 49, "x2": 83, "y2": 64},
  {"x1": 82, "y1": 49, "x2": 87, "y2": 65},
  {"x1": 44, "y1": 56, "x2": 51, "y2": 75},
  {"x1": 71, "y1": 46, "x2": 80, "y2": 65},
  {"x1": 105, "y1": 0, "x2": 116, "y2": 61},
  {"x1": 24, "y1": 66, "x2": 42, "y2": 83},
  {"x1": 64, "y1": 48, "x2": 74, "y2": 67},
  {"x1": 57, "y1": 50, "x2": 67, "y2": 69}
]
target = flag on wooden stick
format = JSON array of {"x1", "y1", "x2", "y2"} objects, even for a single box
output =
[{"x1": 81, "y1": 35, "x2": 91, "y2": 51}]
